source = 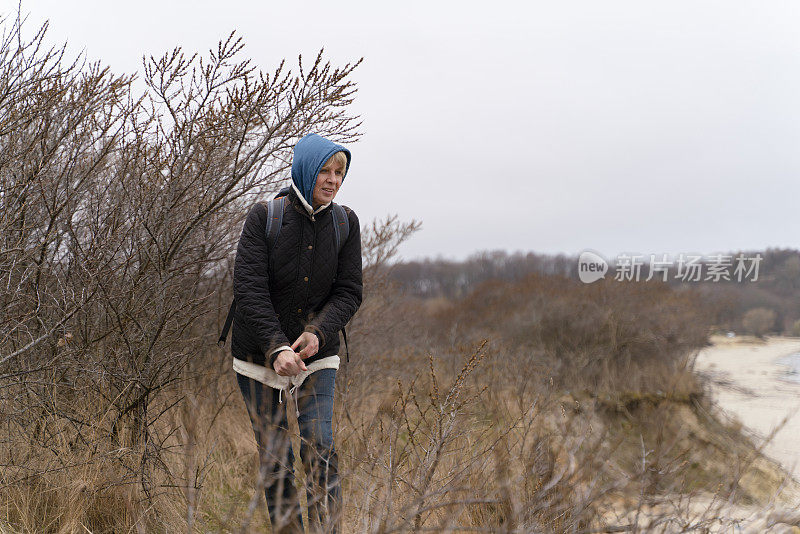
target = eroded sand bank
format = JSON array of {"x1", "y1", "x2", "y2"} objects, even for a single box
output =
[{"x1": 695, "y1": 336, "x2": 800, "y2": 480}]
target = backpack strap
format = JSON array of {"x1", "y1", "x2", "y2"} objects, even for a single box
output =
[
  {"x1": 342, "y1": 325, "x2": 350, "y2": 363},
  {"x1": 266, "y1": 195, "x2": 287, "y2": 258},
  {"x1": 332, "y1": 204, "x2": 351, "y2": 362},
  {"x1": 331, "y1": 203, "x2": 349, "y2": 254},
  {"x1": 218, "y1": 298, "x2": 236, "y2": 347},
  {"x1": 218, "y1": 195, "x2": 287, "y2": 348}
]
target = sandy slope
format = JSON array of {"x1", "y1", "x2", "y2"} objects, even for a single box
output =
[{"x1": 695, "y1": 336, "x2": 800, "y2": 480}]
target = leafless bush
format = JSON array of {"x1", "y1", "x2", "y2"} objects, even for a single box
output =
[
  {"x1": 791, "y1": 319, "x2": 800, "y2": 337},
  {"x1": 0, "y1": 8, "x2": 366, "y2": 530},
  {"x1": 742, "y1": 307, "x2": 777, "y2": 338},
  {"x1": 420, "y1": 273, "x2": 712, "y2": 398},
  {"x1": 345, "y1": 215, "x2": 421, "y2": 358}
]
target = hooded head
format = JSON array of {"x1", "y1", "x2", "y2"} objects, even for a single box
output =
[{"x1": 291, "y1": 133, "x2": 352, "y2": 208}]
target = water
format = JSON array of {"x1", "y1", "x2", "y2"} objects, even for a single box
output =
[{"x1": 777, "y1": 352, "x2": 800, "y2": 384}]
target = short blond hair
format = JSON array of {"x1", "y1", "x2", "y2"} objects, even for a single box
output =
[{"x1": 323, "y1": 151, "x2": 349, "y2": 175}]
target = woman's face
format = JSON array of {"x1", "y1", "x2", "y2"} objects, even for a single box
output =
[{"x1": 312, "y1": 158, "x2": 344, "y2": 207}]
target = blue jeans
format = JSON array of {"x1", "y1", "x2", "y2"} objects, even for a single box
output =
[{"x1": 236, "y1": 368, "x2": 340, "y2": 533}]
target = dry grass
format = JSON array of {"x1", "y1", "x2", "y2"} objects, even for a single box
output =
[{"x1": 4, "y1": 275, "x2": 800, "y2": 533}]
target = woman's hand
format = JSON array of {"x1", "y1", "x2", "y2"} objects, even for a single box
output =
[
  {"x1": 273, "y1": 349, "x2": 307, "y2": 376},
  {"x1": 272, "y1": 333, "x2": 319, "y2": 376},
  {"x1": 291, "y1": 332, "x2": 319, "y2": 360}
]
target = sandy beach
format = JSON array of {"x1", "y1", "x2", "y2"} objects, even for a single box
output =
[{"x1": 695, "y1": 336, "x2": 800, "y2": 480}]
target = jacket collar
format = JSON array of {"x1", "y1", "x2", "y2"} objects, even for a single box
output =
[{"x1": 290, "y1": 182, "x2": 331, "y2": 218}]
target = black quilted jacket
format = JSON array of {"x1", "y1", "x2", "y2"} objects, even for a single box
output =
[{"x1": 230, "y1": 186, "x2": 363, "y2": 367}]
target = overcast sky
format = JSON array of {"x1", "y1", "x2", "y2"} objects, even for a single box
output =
[{"x1": 8, "y1": 1, "x2": 800, "y2": 261}]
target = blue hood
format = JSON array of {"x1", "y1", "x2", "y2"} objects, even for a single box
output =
[{"x1": 291, "y1": 133, "x2": 352, "y2": 206}]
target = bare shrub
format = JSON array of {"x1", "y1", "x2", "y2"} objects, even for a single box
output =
[
  {"x1": 791, "y1": 319, "x2": 800, "y2": 337},
  {"x1": 742, "y1": 307, "x2": 777, "y2": 338},
  {"x1": 422, "y1": 274, "x2": 711, "y2": 398},
  {"x1": 0, "y1": 8, "x2": 364, "y2": 531}
]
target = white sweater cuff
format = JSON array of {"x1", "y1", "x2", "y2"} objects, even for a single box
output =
[{"x1": 271, "y1": 345, "x2": 292, "y2": 356}]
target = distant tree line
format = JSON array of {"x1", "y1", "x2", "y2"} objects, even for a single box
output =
[
  {"x1": 389, "y1": 250, "x2": 577, "y2": 299},
  {"x1": 389, "y1": 248, "x2": 800, "y2": 336}
]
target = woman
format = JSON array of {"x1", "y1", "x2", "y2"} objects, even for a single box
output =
[{"x1": 230, "y1": 133, "x2": 362, "y2": 533}]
